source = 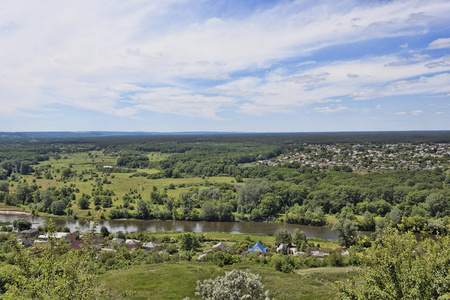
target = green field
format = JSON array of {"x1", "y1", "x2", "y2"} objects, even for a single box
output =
[
  {"x1": 11, "y1": 151, "x2": 241, "y2": 219},
  {"x1": 99, "y1": 262, "x2": 355, "y2": 299}
]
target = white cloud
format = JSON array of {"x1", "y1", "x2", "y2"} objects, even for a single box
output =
[
  {"x1": 0, "y1": 0, "x2": 449, "y2": 120},
  {"x1": 427, "y1": 37, "x2": 450, "y2": 49},
  {"x1": 130, "y1": 87, "x2": 235, "y2": 119},
  {"x1": 411, "y1": 110, "x2": 424, "y2": 116},
  {"x1": 394, "y1": 110, "x2": 424, "y2": 116},
  {"x1": 424, "y1": 56, "x2": 450, "y2": 68},
  {"x1": 313, "y1": 106, "x2": 354, "y2": 113}
]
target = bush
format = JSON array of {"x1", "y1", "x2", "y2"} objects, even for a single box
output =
[
  {"x1": 203, "y1": 251, "x2": 238, "y2": 267},
  {"x1": 271, "y1": 254, "x2": 295, "y2": 273},
  {"x1": 194, "y1": 270, "x2": 270, "y2": 300},
  {"x1": 12, "y1": 218, "x2": 32, "y2": 231},
  {"x1": 77, "y1": 196, "x2": 90, "y2": 210},
  {"x1": 50, "y1": 200, "x2": 66, "y2": 215}
]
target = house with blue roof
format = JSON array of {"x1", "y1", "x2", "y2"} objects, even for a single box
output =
[{"x1": 248, "y1": 242, "x2": 267, "y2": 253}]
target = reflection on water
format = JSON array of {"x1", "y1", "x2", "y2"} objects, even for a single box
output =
[{"x1": 0, "y1": 214, "x2": 338, "y2": 240}]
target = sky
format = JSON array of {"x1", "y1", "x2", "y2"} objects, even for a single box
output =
[{"x1": 1, "y1": 0, "x2": 450, "y2": 132}]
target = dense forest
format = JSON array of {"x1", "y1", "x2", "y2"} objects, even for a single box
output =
[{"x1": 0, "y1": 132, "x2": 449, "y2": 236}]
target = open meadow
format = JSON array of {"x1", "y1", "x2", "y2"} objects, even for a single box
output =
[{"x1": 99, "y1": 262, "x2": 355, "y2": 300}]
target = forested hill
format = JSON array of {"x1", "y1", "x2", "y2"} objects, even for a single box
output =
[{"x1": 1, "y1": 131, "x2": 450, "y2": 143}]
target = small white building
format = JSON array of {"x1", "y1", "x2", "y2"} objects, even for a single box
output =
[
  {"x1": 125, "y1": 239, "x2": 141, "y2": 248},
  {"x1": 142, "y1": 241, "x2": 159, "y2": 251},
  {"x1": 211, "y1": 242, "x2": 227, "y2": 252},
  {"x1": 38, "y1": 232, "x2": 69, "y2": 239}
]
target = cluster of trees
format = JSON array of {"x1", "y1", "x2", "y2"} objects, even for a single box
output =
[
  {"x1": 109, "y1": 184, "x2": 237, "y2": 222},
  {"x1": 0, "y1": 183, "x2": 78, "y2": 216},
  {"x1": 0, "y1": 220, "x2": 102, "y2": 299},
  {"x1": 335, "y1": 229, "x2": 450, "y2": 299},
  {"x1": 116, "y1": 154, "x2": 151, "y2": 169},
  {"x1": 0, "y1": 134, "x2": 449, "y2": 232}
]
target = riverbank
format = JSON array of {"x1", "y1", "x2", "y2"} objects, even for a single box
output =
[
  {"x1": 0, "y1": 212, "x2": 339, "y2": 239},
  {"x1": 0, "y1": 210, "x2": 33, "y2": 216}
]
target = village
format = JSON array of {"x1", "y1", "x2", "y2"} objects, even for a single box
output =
[
  {"x1": 3, "y1": 225, "x2": 348, "y2": 265},
  {"x1": 257, "y1": 143, "x2": 450, "y2": 171}
]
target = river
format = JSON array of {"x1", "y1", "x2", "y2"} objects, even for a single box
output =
[{"x1": 0, "y1": 213, "x2": 339, "y2": 240}]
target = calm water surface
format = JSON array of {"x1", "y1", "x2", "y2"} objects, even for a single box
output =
[{"x1": 0, "y1": 214, "x2": 338, "y2": 240}]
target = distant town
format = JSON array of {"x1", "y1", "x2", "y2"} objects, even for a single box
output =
[{"x1": 257, "y1": 143, "x2": 450, "y2": 171}]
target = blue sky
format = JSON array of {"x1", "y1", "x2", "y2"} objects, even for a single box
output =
[{"x1": 1, "y1": 0, "x2": 450, "y2": 132}]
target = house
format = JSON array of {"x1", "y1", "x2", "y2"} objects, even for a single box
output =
[
  {"x1": 38, "y1": 232, "x2": 69, "y2": 240},
  {"x1": 70, "y1": 240, "x2": 84, "y2": 250},
  {"x1": 276, "y1": 244, "x2": 296, "y2": 254},
  {"x1": 110, "y1": 238, "x2": 125, "y2": 244},
  {"x1": 21, "y1": 228, "x2": 39, "y2": 238},
  {"x1": 34, "y1": 240, "x2": 49, "y2": 245},
  {"x1": 17, "y1": 238, "x2": 32, "y2": 247},
  {"x1": 142, "y1": 241, "x2": 159, "y2": 251},
  {"x1": 248, "y1": 242, "x2": 266, "y2": 253},
  {"x1": 65, "y1": 232, "x2": 78, "y2": 242},
  {"x1": 211, "y1": 242, "x2": 227, "y2": 252},
  {"x1": 125, "y1": 239, "x2": 141, "y2": 249},
  {"x1": 310, "y1": 251, "x2": 329, "y2": 258},
  {"x1": 293, "y1": 251, "x2": 306, "y2": 256},
  {"x1": 276, "y1": 244, "x2": 287, "y2": 254}
]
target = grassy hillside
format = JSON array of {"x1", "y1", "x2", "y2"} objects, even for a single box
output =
[{"x1": 99, "y1": 262, "x2": 355, "y2": 299}]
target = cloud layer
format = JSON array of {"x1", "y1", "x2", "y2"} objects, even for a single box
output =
[{"x1": 0, "y1": 0, "x2": 449, "y2": 130}]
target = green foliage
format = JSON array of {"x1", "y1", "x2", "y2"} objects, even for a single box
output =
[
  {"x1": 271, "y1": 254, "x2": 295, "y2": 273},
  {"x1": 425, "y1": 192, "x2": 449, "y2": 217},
  {"x1": 135, "y1": 199, "x2": 150, "y2": 219},
  {"x1": 1, "y1": 220, "x2": 103, "y2": 299},
  {"x1": 50, "y1": 200, "x2": 66, "y2": 215},
  {"x1": 239, "y1": 179, "x2": 270, "y2": 213},
  {"x1": 333, "y1": 211, "x2": 359, "y2": 248},
  {"x1": 101, "y1": 225, "x2": 110, "y2": 238},
  {"x1": 292, "y1": 229, "x2": 306, "y2": 247},
  {"x1": 0, "y1": 180, "x2": 9, "y2": 193},
  {"x1": 117, "y1": 154, "x2": 150, "y2": 169},
  {"x1": 274, "y1": 229, "x2": 292, "y2": 245},
  {"x1": 201, "y1": 201, "x2": 234, "y2": 221},
  {"x1": 1, "y1": 134, "x2": 449, "y2": 228},
  {"x1": 178, "y1": 233, "x2": 200, "y2": 251},
  {"x1": 77, "y1": 195, "x2": 90, "y2": 210},
  {"x1": 12, "y1": 218, "x2": 32, "y2": 231},
  {"x1": 202, "y1": 251, "x2": 239, "y2": 267},
  {"x1": 335, "y1": 229, "x2": 450, "y2": 300}
]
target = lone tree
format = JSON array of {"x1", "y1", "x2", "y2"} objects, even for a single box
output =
[
  {"x1": 12, "y1": 218, "x2": 32, "y2": 231},
  {"x1": 292, "y1": 229, "x2": 306, "y2": 247},
  {"x1": 178, "y1": 233, "x2": 200, "y2": 251},
  {"x1": 193, "y1": 270, "x2": 271, "y2": 300},
  {"x1": 332, "y1": 211, "x2": 358, "y2": 248},
  {"x1": 77, "y1": 195, "x2": 90, "y2": 210},
  {"x1": 100, "y1": 225, "x2": 110, "y2": 238},
  {"x1": 274, "y1": 229, "x2": 292, "y2": 245}
]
